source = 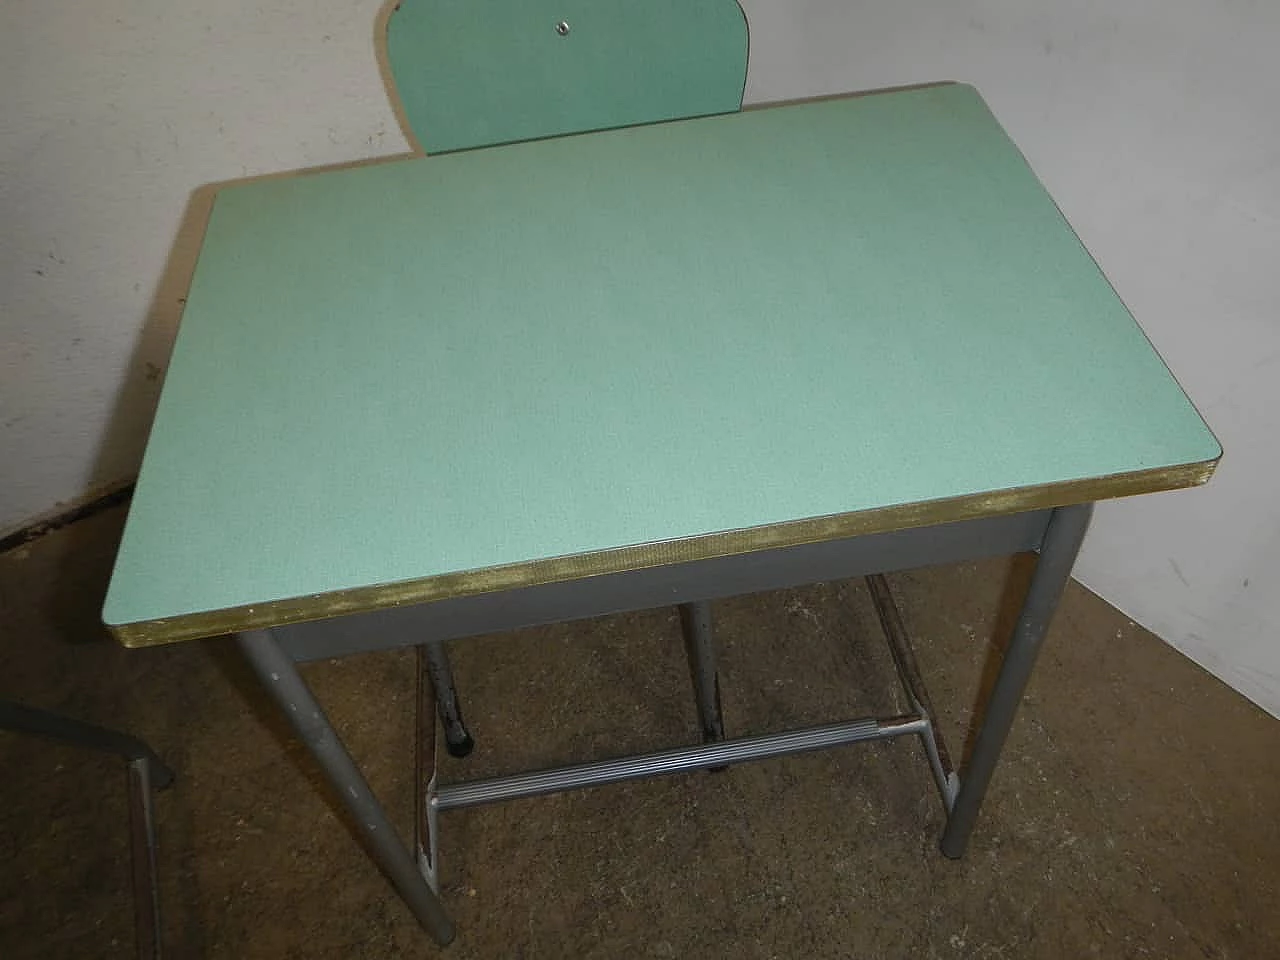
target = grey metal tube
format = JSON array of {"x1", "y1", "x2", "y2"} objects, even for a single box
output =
[
  {"x1": 236, "y1": 630, "x2": 455, "y2": 946},
  {"x1": 0, "y1": 700, "x2": 175, "y2": 788},
  {"x1": 127, "y1": 758, "x2": 163, "y2": 960},
  {"x1": 865, "y1": 574, "x2": 959, "y2": 809},
  {"x1": 940, "y1": 502, "x2": 1093, "y2": 858},
  {"x1": 422, "y1": 638, "x2": 474, "y2": 758},
  {"x1": 680, "y1": 600, "x2": 725, "y2": 742},
  {"x1": 436, "y1": 715, "x2": 926, "y2": 811},
  {"x1": 0, "y1": 701, "x2": 171, "y2": 957},
  {"x1": 414, "y1": 645, "x2": 441, "y2": 892}
]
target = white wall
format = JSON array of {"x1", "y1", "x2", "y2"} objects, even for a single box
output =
[
  {"x1": 0, "y1": 0, "x2": 411, "y2": 531},
  {"x1": 737, "y1": 0, "x2": 1280, "y2": 717},
  {"x1": 3, "y1": 1, "x2": 1277, "y2": 716}
]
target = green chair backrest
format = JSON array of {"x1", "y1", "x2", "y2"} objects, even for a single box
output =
[{"x1": 384, "y1": 0, "x2": 749, "y2": 154}]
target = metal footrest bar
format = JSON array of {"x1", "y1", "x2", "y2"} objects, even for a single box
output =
[
  {"x1": 865, "y1": 574, "x2": 960, "y2": 810},
  {"x1": 434, "y1": 714, "x2": 926, "y2": 812}
]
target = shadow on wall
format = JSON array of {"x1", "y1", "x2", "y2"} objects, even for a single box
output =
[
  {"x1": 52, "y1": 183, "x2": 217, "y2": 646},
  {"x1": 87, "y1": 0, "x2": 422, "y2": 518},
  {"x1": 56, "y1": 1, "x2": 423, "y2": 644}
]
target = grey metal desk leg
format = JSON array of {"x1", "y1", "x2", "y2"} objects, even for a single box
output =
[
  {"x1": 680, "y1": 601, "x2": 725, "y2": 742},
  {"x1": 421, "y1": 638, "x2": 474, "y2": 758},
  {"x1": 940, "y1": 502, "x2": 1093, "y2": 858},
  {"x1": 236, "y1": 630, "x2": 455, "y2": 946}
]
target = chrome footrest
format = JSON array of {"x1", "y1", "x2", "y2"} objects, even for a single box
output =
[{"x1": 434, "y1": 714, "x2": 927, "y2": 811}]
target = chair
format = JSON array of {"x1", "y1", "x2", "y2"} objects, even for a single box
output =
[
  {"x1": 381, "y1": 0, "x2": 749, "y2": 889},
  {"x1": 384, "y1": 0, "x2": 749, "y2": 154},
  {"x1": 1, "y1": 700, "x2": 173, "y2": 959}
]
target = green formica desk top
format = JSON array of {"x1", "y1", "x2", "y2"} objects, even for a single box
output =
[{"x1": 104, "y1": 84, "x2": 1219, "y2": 646}]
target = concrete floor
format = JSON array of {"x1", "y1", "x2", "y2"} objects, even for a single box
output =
[{"x1": 1, "y1": 505, "x2": 1276, "y2": 959}]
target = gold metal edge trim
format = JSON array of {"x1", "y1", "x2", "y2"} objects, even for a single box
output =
[{"x1": 112, "y1": 459, "x2": 1217, "y2": 649}]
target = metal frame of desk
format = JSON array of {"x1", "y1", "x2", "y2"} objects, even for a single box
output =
[
  {"x1": 236, "y1": 502, "x2": 1090, "y2": 945},
  {"x1": 101, "y1": 84, "x2": 1220, "y2": 947}
]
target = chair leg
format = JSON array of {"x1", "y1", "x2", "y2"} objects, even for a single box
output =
[
  {"x1": 0, "y1": 700, "x2": 174, "y2": 788},
  {"x1": 415, "y1": 646, "x2": 441, "y2": 892},
  {"x1": 127, "y1": 757, "x2": 163, "y2": 960},
  {"x1": 421, "y1": 638, "x2": 474, "y2": 758},
  {"x1": 680, "y1": 601, "x2": 725, "y2": 743},
  {"x1": 0, "y1": 701, "x2": 172, "y2": 960}
]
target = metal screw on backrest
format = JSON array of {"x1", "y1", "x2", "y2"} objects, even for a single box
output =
[{"x1": 555, "y1": 21, "x2": 570, "y2": 36}]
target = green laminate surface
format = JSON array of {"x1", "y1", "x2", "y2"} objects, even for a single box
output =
[
  {"x1": 385, "y1": 0, "x2": 748, "y2": 153},
  {"x1": 103, "y1": 84, "x2": 1219, "y2": 635}
]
